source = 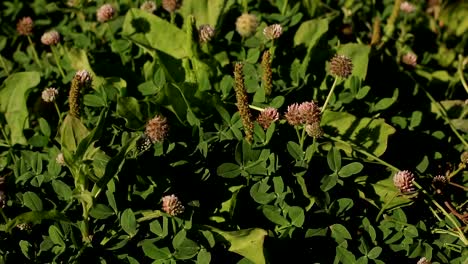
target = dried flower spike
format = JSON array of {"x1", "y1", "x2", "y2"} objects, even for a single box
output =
[
  {"x1": 162, "y1": 194, "x2": 184, "y2": 216},
  {"x1": 162, "y1": 0, "x2": 182, "y2": 13},
  {"x1": 41, "y1": 30, "x2": 60, "y2": 46},
  {"x1": 261, "y1": 50, "x2": 272, "y2": 96},
  {"x1": 393, "y1": 170, "x2": 416, "y2": 193},
  {"x1": 257, "y1": 107, "x2": 279, "y2": 130},
  {"x1": 140, "y1": 1, "x2": 157, "y2": 13},
  {"x1": 234, "y1": 62, "x2": 254, "y2": 142},
  {"x1": 199, "y1": 24, "x2": 215, "y2": 43},
  {"x1": 69, "y1": 70, "x2": 92, "y2": 117},
  {"x1": 17, "y1": 17, "x2": 34, "y2": 36},
  {"x1": 402, "y1": 52, "x2": 417, "y2": 67},
  {"x1": 400, "y1": 1, "x2": 416, "y2": 13},
  {"x1": 329, "y1": 54, "x2": 353, "y2": 79},
  {"x1": 416, "y1": 257, "x2": 431, "y2": 264},
  {"x1": 263, "y1": 24, "x2": 283, "y2": 40},
  {"x1": 145, "y1": 115, "x2": 169, "y2": 143},
  {"x1": 236, "y1": 13, "x2": 258, "y2": 38},
  {"x1": 41, "y1": 88, "x2": 58, "y2": 103},
  {"x1": 97, "y1": 4, "x2": 116, "y2": 23},
  {"x1": 75, "y1": 69, "x2": 92, "y2": 86}
]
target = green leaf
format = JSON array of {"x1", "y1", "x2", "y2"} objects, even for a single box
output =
[
  {"x1": 121, "y1": 208, "x2": 137, "y2": 237},
  {"x1": 288, "y1": 206, "x2": 305, "y2": 227},
  {"x1": 122, "y1": 8, "x2": 188, "y2": 59},
  {"x1": 262, "y1": 205, "x2": 289, "y2": 226},
  {"x1": 327, "y1": 147, "x2": 341, "y2": 172},
  {"x1": 52, "y1": 180, "x2": 73, "y2": 201},
  {"x1": 197, "y1": 249, "x2": 211, "y2": 264},
  {"x1": 179, "y1": 0, "x2": 234, "y2": 27},
  {"x1": 287, "y1": 141, "x2": 303, "y2": 160},
  {"x1": 5, "y1": 210, "x2": 68, "y2": 233},
  {"x1": 90, "y1": 204, "x2": 114, "y2": 219},
  {"x1": 337, "y1": 43, "x2": 371, "y2": 80},
  {"x1": 338, "y1": 162, "x2": 363, "y2": 178},
  {"x1": 0, "y1": 71, "x2": 40, "y2": 145},
  {"x1": 84, "y1": 94, "x2": 107, "y2": 107},
  {"x1": 142, "y1": 242, "x2": 171, "y2": 260},
  {"x1": 60, "y1": 115, "x2": 90, "y2": 153},
  {"x1": 294, "y1": 18, "x2": 329, "y2": 48},
  {"x1": 23, "y1": 192, "x2": 43, "y2": 211},
  {"x1": 208, "y1": 227, "x2": 267, "y2": 264},
  {"x1": 19, "y1": 240, "x2": 31, "y2": 259},
  {"x1": 336, "y1": 246, "x2": 357, "y2": 264},
  {"x1": 116, "y1": 97, "x2": 144, "y2": 129},
  {"x1": 370, "y1": 177, "x2": 415, "y2": 210},
  {"x1": 367, "y1": 246, "x2": 382, "y2": 259},
  {"x1": 217, "y1": 163, "x2": 242, "y2": 178},
  {"x1": 330, "y1": 224, "x2": 352, "y2": 244},
  {"x1": 38, "y1": 118, "x2": 51, "y2": 138},
  {"x1": 322, "y1": 111, "x2": 396, "y2": 157},
  {"x1": 48, "y1": 225, "x2": 65, "y2": 247}
]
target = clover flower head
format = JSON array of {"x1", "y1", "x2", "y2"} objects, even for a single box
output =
[
  {"x1": 305, "y1": 123, "x2": 324, "y2": 138},
  {"x1": 41, "y1": 30, "x2": 60, "y2": 46},
  {"x1": 41, "y1": 87, "x2": 59, "y2": 103},
  {"x1": 284, "y1": 103, "x2": 302, "y2": 126},
  {"x1": 257, "y1": 107, "x2": 279, "y2": 129},
  {"x1": 17, "y1": 17, "x2": 34, "y2": 36},
  {"x1": 199, "y1": 24, "x2": 215, "y2": 43},
  {"x1": 56, "y1": 153, "x2": 65, "y2": 166},
  {"x1": 298, "y1": 101, "x2": 321, "y2": 125},
  {"x1": 402, "y1": 52, "x2": 418, "y2": 67},
  {"x1": 140, "y1": 1, "x2": 157, "y2": 13},
  {"x1": 330, "y1": 54, "x2": 353, "y2": 78},
  {"x1": 263, "y1": 24, "x2": 283, "y2": 40},
  {"x1": 162, "y1": 194, "x2": 184, "y2": 216},
  {"x1": 145, "y1": 115, "x2": 169, "y2": 143},
  {"x1": 97, "y1": 3, "x2": 116, "y2": 22},
  {"x1": 416, "y1": 257, "x2": 431, "y2": 264},
  {"x1": 75, "y1": 70, "x2": 92, "y2": 86},
  {"x1": 162, "y1": 0, "x2": 182, "y2": 13},
  {"x1": 400, "y1": 1, "x2": 416, "y2": 13},
  {"x1": 235, "y1": 13, "x2": 258, "y2": 38},
  {"x1": 393, "y1": 170, "x2": 416, "y2": 193}
]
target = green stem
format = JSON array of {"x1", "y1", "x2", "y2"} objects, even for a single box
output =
[
  {"x1": 0, "y1": 208, "x2": 8, "y2": 223},
  {"x1": 447, "y1": 163, "x2": 465, "y2": 180},
  {"x1": 170, "y1": 12, "x2": 175, "y2": 24},
  {"x1": 0, "y1": 55, "x2": 10, "y2": 75},
  {"x1": 51, "y1": 46, "x2": 66, "y2": 80},
  {"x1": 248, "y1": 105, "x2": 265, "y2": 111},
  {"x1": 299, "y1": 125, "x2": 307, "y2": 149},
  {"x1": 281, "y1": 0, "x2": 288, "y2": 15},
  {"x1": 375, "y1": 192, "x2": 397, "y2": 221},
  {"x1": 420, "y1": 86, "x2": 468, "y2": 149},
  {"x1": 457, "y1": 55, "x2": 468, "y2": 95},
  {"x1": 27, "y1": 36, "x2": 42, "y2": 68},
  {"x1": 321, "y1": 77, "x2": 339, "y2": 113},
  {"x1": 242, "y1": 0, "x2": 248, "y2": 12}
]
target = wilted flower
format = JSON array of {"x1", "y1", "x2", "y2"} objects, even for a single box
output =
[
  {"x1": 393, "y1": 170, "x2": 416, "y2": 193},
  {"x1": 400, "y1": 1, "x2": 416, "y2": 13},
  {"x1": 97, "y1": 4, "x2": 116, "y2": 22},
  {"x1": 162, "y1": 0, "x2": 182, "y2": 13},
  {"x1": 75, "y1": 69, "x2": 92, "y2": 86},
  {"x1": 199, "y1": 24, "x2": 215, "y2": 43},
  {"x1": 402, "y1": 52, "x2": 417, "y2": 67},
  {"x1": 263, "y1": 24, "x2": 283, "y2": 40},
  {"x1": 140, "y1": 1, "x2": 157, "y2": 13},
  {"x1": 285, "y1": 103, "x2": 302, "y2": 126},
  {"x1": 162, "y1": 194, "x2": 184, "y2": 216},
  {"x1": 17, "y1": 17, "x2": 34, "y2": 36},
  {"x1": 432, "y1": 175, "x2": 447, "y2": 194},
  {"x1": 41, "y1": 30, "x2": 60, "y2": 46},
  {"x1": 235, "y1": 13, "x2": 258, "y2": 38},
  {"x1": 257, "y1": 107, "x2": 279, "y2": 129},
  {"x1": 329, "y1": 54, "x2": 353, "y2": 79},
  {"x1": 305, "y1": 122, "x2": 323, "y2": 139},
  {"x1": 145, "y1": 115, "x2": 169, "y2": 143},
  {"x1": 56, "y1": 153, "x2": 65, "y2": 166},
  {"x1": 416, "y1": 257, "x2": 431, "y2": 264},
  {"x1": 41, "y1": 88, "x2": 58, "y2": 103}
]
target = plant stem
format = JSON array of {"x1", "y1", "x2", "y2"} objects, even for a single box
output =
[
  {"x1": 27, "y1": 36, "x2": 42, "y2": 68},
  {"x1": 51, "y1": 46, "x2": 66, "y2": 80},
  {"x1": 321, "y1": 77, "x2": 339, "y2": 113},
  {"x1": 0, "y1": 55, "x2": 10, "y2": 75},
  {"x1": 457, "y1": 55, "x2": 468, "y2": 95},
  {"x1": 248, "y1": 105, "x2": 264, "y2": 111}
]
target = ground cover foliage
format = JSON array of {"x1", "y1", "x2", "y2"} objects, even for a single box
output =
[{"x1": 0, "y1": 0, "x2": 467, "y2": 263}]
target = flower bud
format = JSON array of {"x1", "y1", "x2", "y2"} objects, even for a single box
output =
[
  {"x1": 41, "y1": 30, "x2": 60, "y2": 46},
  {"x1": 162, "y1": 194, "x2": 184, "y2": 216},
  {"x1": 41, "y1": 88, "x2": 59, "y2": 103},
  {"x1": 263, "y1": 24, "x2": 283, "y2": 40},
  {"x1": 329, "y1": 54, "x2": 353, "y2": 79},
  {"x1": 400, "y1": 1, "x2": 416, "y2": 13},
  {"x1": 402, "y1": 52, "x2": 417, "y2": 67},
  {"x1": 97, "y1": 4, "x2": 116, "y2": 23},
  {"x1": 199, "y1": 24, "x2": 215, "y2": 43},
  {"x1": 140, "y1": 1, "x2": 157, "y2": 13},
  {"x1": 235, "y1": 13, "x2": 258, "y2": 38},
  {"x1": 17, "y1": 17, "x2": 34, "y2": 36}
]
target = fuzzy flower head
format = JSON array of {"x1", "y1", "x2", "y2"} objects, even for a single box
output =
[
  {"x1": 97, "y1": 4, "x2": 116, "y2": 22},
  {"x1": 402, "y1": 52, "x2": 417, "y2": 67},
  {"x1": 400, "y1": 1, "x2": 416, "y2": 13},
  {"x1": 298, "y1": 101, "x2": 321, "y2": 125},
  {"x1": 56, "y1": 153, "x2": 65, "y2": 166},
  {"x1": 263, "y1": 24, "x2": 283, "y2": 40},
  {"x1": 162, "y1": 0, "x2": 182, "y2": 13},
  {"x1": 236, "y1": 13, "x2": 258, "y2": 38},
  {"x1": 162, "y1": 194, "x2": 184, "y2": 216},
  {"x1": 257, "y1": 107, "x2": 279, "y2": 130},
  {"x1": 284, "y1": 103, "x2": 302, "y2": 126},
  {"x1": 416, "y1": 257, "x2": 431, "y2": 264},
  {"x1": 145, "y1": 115, "x2": 169, "y2": 143},
  {"x1": 41, "y1": 30, "x2": 60, "y2": 46},
  {"x1": 393, "y1": 170, "x2": 416, "y2": 193},
  {"x1": 199, "y1": 24, "x2": 215, "y2": 43},
  {"x1": 329, "y1": 54, "x2": 353, "y2": 79},
  {"x1": 41, "y1": 88, "x2": 58, "y2": 103},
  {"x1": 17, "y1": 17, "x2": 34, "y2": 36},
  {"x1": 75, "y1": 70, "x2": 92, "y2": 86},
  {"x1": 140, "y1": 1, "x2": 157, "y2": 13}
]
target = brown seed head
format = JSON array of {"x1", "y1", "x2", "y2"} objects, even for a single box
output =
[
  {"x1": 257, "y1": 107, "x2": 279, "y2": 130},
  {"x1": 393, "y1": 170, "x2": 416, "y2": 193},
  {"x1": 330, "y1": 54, "x2": 353, "y2": 79},
  {"x1": 234, "y1": 62, "x2": 254, "y2": 142},
  {"x1": 305, "y1": 122, "x2": 324, "y2": 139},
  {"x1": 162, "y1": 194, "x2": 184, "y2": 216},
  {"x1": 261, "y1": 51, "x2": 272, "y2": 96},
  {"x1": 162, "y1": 0, "x2": 182, "y2": 13},
  {"x1": 145, "y1": 115, "x2": 169, "y2": 143},
  {"x1": 41, "y1": 88, "x2": 58, "y2": 103},
  {"x1": 199, "y1": 24, "x2": 215, "y2": 43},
  {"x1": 263, "y1": 24, "x2": 283, "y2": 40},
  {"x1": 41, "y1": 30, "x2": 60, "y2": 46},
  {"x1": 97, "y1": 4, "x2": 116, "y2": 22},
  {"x1": 235, "y1": 13, "x2": 258, "y2": 38},
  {"x1": 17, "y1": 17, "x2": 34, "y2": 36}
]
